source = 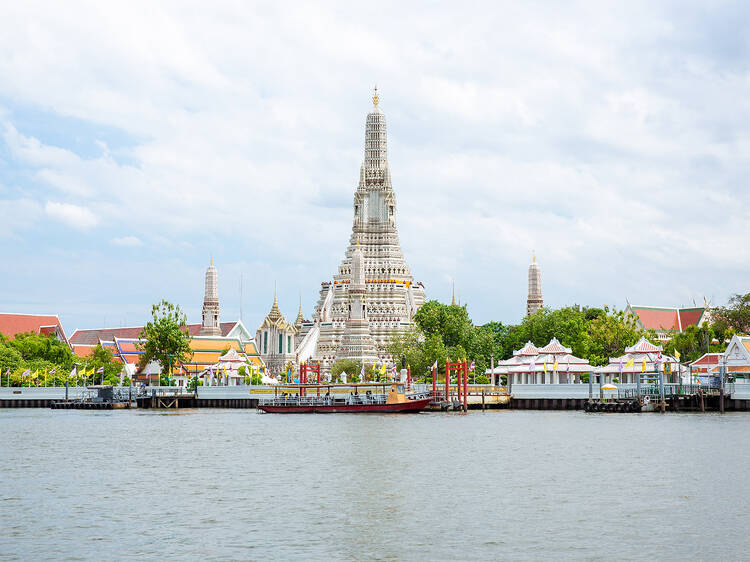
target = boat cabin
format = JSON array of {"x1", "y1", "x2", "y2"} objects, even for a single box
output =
[{"x1": 386, "y1": 383, "x2": 407, "y2": 404}]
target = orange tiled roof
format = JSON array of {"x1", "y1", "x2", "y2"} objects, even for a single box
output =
[
  {"x1": 0, "y1": 313, "x2": 66, "y2": 341},
  {"x1": 630, "y1": 306, "x2": 705, "y2": 332}
]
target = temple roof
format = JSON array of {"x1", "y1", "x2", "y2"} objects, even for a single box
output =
[
  {"x1": 627, "y1": 305, "x2": 706, "y2": 332},
  {"x1": 538, "y1": 337, "x2": 571, "y2": 355},
  {"x1": 513, "y1": 341, "x2": 539, "y2": 356},
  {"x1": 0, "y1": 313, "x2": 67, "y2": 342},
  {"x1": 260, "y1": 292, "x2": 294, "y2": 332},
  {"x1": 625, "y1": 336, "x2": 662, "y2": 354}
]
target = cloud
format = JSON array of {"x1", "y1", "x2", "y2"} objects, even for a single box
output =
[
  {"x1": 0, "y1": 1, "x2": 749, "y2": 332},
  {"x1": 44, "y1": 201, "x2": 98, "y2": 230},
  {"x1": 111, "y1": 235, "x2": 143, "y2": 247}
]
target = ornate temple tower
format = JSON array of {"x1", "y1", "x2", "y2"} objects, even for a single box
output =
[
  {"x1": 297, "y1": 89, "x2": 427, "y2": 372},
  {"x1": 336, "y1": 241, "x2": 379, "y2": 363},
  {"x1": 200, "y1": 258, "x2": 221, "y2": 336},
  {"x1": 526, "y1": 253, "x2": 543, "y2": 316},
  {"x1": 256, "y1": 291, "x2": 297, "y2": 376}
]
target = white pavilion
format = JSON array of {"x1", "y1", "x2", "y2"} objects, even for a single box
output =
[
  {"x1": 488, "y1": 338, "x2": 592, "y2": 385},
  {"x1": 595, "y1": 336, "x2": 681, "y2": 384}
]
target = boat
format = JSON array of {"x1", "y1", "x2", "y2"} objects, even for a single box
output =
[{"x1": 258, "y1": 383, "x2": 434, "y2": 414}]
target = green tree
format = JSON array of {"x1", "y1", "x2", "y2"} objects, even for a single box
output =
[
  {"x1": 330, "y1": 359, "x2": 362, "y2": 381},
  {"x1": 586, "y1": 307, "x2": 644, "y2": 366},
  {"x1": 717, "y1": 293, "x2": 750, "y2": 334},
  {"x1": 137, "y1": 300, "x2": 193, "y2": 377}
]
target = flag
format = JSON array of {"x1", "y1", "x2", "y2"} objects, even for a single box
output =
[
  {"x1": 69, "y1": 366, "x2": 77, "y2": 378},
  {"x1": 469, "y1": 361, "x2": 475, "y2": 372},
  {"x1": 360, "y1": 362, "x2": 365, "y2": 379},
  {"x1": 391, "y1": 364, "x2": 397, "y2": 377},
  {"x1": 674, "y1": 349, "x2": 681, "y2": 361},
  {"x1": 96, "y1": 367, "x2": 104, "y2": 374},
  {"x1": 642, "y1": 358, "x2": 647, "y2": 373},
  {"x1": 625, "y1": 358, "x2": 635, "y2": 369},
  {"x1": 553, "y1": 359, "x2": 559, "y2": 371},
  {"x1": 432, "y1": 360, "x2": 438, "y2": 370},
  {"x1": 618, "y1": 358, "x2": 623, "y2": 374},
  {"x1": 657, "y1": 350, "x2": 663, "y2": 363},
  {"x1": 87, "y1": 368, "x2": 95, "y2": 377},
  {"x1": 22, "y1": 368, "x2": 30, "y2": 378},
  {"x1": 380, "y1": 363, "x2": 386, "y2": 376},
  {"x1": 566, "y1": 361, "x2": 570, "y2": 373},
  {"x1": 544, "y1": 362, "x2": 547, "y2": 374},
  {"x1": 529, "y1": 360, "x2": 536, "y2": 372},
  {"x1": 49, "y1": 368, "x2": 56, "y2": 375}
]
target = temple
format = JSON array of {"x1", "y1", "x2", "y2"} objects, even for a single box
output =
[
  {"x1": 526, "y1": 252, "x2": 543, "y2": 316},
  {"x1": 200, "y1": 258, "x2": 221, "y2": 336},
  {"x1": 295, "y1": 89, "x2": 426, "y2": 373},
  {"x1": 256, "y1": 290, "x2": 297, "y2": 376}
]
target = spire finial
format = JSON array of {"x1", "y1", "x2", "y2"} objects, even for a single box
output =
[
  {"x1": 210, "y1": 254, "x2": 213, "y2": 266},
  {"x1": 273, "y1": 281, "x2": 277, "y2": 304},
  {"x1": 532, "y1": 250, "x2": 536, "y2": 263},
  {"x1": 372, "y1": 86, "x2": 379, "y2": 108},
  {"x1": 451, "y1": 279, "x2": 456, "y2": 307}
]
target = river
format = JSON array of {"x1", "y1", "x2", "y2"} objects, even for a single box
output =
[{"x1": 1, "y1": 408, "x2": 749, "y2": 560}]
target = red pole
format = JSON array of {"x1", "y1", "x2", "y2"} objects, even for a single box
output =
[
  {"x1": 407, "y1": 366, "x2": 411, "y2": 390},
  {"x1": 445, "y1": 361, "x2": 449, "y2": 404},
  {"x1": 317, "y1": 365, "x2": 321, "y2": 397},
  {"x1": 432, "y1": 366, "x2": 437, "y2": 400},
  {"x1": 463, "y1": 363, "x2": 468, "y2": 411},
  {"x1": 457, "y1": 363, "x2": 462, "y2": 404}
]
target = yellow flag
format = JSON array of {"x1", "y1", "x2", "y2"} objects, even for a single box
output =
[
  {"x1": 380, "y1": 363, "x2": 386, "y2": 375},
  {"x1": 625, "y1": 358, "x2": 635, "y2": 368},
  {"x1": 674, "y1": 349, "x2": 681, "y2": 361},
  {"x1": 553, "y1": 359, "x2": 559, "y2": 371},
  {"x1": 641, "y1": 359, "x2": 647, "y2": 373},
  {"x1": 544, "y1": 362, "x2": 547, "y2": 374}
]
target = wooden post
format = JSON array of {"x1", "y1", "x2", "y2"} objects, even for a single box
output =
[
  {"x1": 432, "y1": 366, "x2": 437, "y2": 400},
  {"x1": 482, "y1": 389, "x2": 485, "y2": 410},
  {"x1": 699, "y1": 387, "x2": 705, "y2": 412}
]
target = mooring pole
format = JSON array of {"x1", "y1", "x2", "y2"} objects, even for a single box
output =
[
  {"x1": 456, "y1": 365, "x2": 461, "y2": 405},
  {"x1": 720, "y1": 362, "x2": 725, "y2": 414},
  {"x1": 432, "y1": 366, "x2": 437, "y2": 400},
  {"x1": 65, "y1": 380, "x2": 69, "y2": 401},
  {"x1": 588, "y1": 371, "x2": 593, "y2": 404},
  {"x1": 658, "y1": 363, "x2": 665, "y2": 414},
  {"x1": 445, "y1": 361, "x2": 449, "y2": 406},
  {"x1": 463, "y1": 363, "x2": 468, "y2": 412},
  {"x1": 637, "y1": 369, "x2": 641, "y2": 403}
]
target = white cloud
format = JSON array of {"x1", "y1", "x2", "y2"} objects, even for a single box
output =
[
  {"x1": 0, "y1": 1, "x2": 749, "y2": 330},
  {"x1": 44, "y1": 201, "x2": 98, "y2": 230},
  {"x1": 111, "y1": 236, "x2": 143, "y2": 247}
]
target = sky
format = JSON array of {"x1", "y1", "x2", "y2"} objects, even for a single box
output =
[{"x1": 0, "y1": 1, "x2": 749, "y2": 336}]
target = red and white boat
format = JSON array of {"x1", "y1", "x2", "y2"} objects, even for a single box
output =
[{"x1": 258, "y1": 383, "x2": 433, "y2": 414}]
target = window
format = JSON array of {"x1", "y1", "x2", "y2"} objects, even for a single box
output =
[
  {"x1": 287, "y1": 335, "x2": 291, "y2": 353},
  {"x1": 279, "y1": 334, "x2": 283, "y2": 354},
  {"x1": 263, "y1": 331, "x2": 267, "y2": 354}
]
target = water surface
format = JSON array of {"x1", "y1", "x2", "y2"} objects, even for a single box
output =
[{"x1": 1, "y1": 409, "x2": 748, "y2": 560}]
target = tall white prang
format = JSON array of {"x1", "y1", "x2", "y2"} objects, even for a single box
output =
[
  {"x1": 526, "y1": 252, "x2": 543, "y2": 316},
  {"x1": 297, "y1": 89, "x2": 426, "y2": 372},
  {"x1": 201, "y1": 258, "x2": 221, "y2": 336}
]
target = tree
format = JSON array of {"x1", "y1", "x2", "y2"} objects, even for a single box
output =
[
  {"x1": 330, "y1": 359, "x2": 362, "y2": 381},
  {"x1": 717, "y1": 293, "x2": 750, "y2": 334},
  {"x1": 586, "y1": 307, "x2": 644, "y2": 366},
  {"x1": 137, "y1": 300, "x2": 193, "y2": 377}
]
